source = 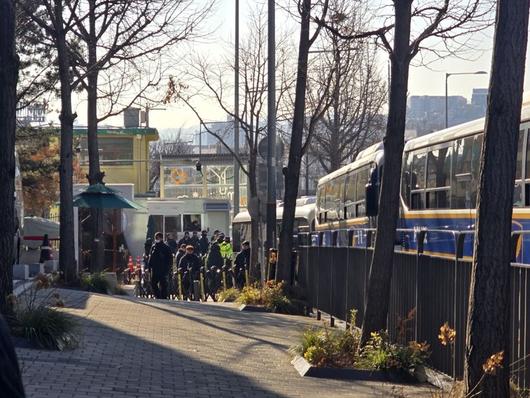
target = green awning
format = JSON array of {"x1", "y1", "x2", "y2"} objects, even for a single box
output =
[{"x1": 73, "y1": 184, "x2": 142, "y2": 209}]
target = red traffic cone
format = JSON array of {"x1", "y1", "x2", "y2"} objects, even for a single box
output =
[
  {"x1": 136, "y1": 256, "x2": 142, "y2": 269},
  {"x1": 128, "y1": 256, "x2": 134, "y2": 272}
]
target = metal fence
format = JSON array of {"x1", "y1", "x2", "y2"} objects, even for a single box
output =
[{"x1": 295, "y1": 229, "x2": 530, "y2": 388}]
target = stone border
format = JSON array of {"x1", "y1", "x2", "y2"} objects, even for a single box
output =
[
  {"x1": 238, "y1": 304, "x2": 270, "y2": 312},
  {"x1": 291, "y1": 356, "x2": 417, "y2": 383}
]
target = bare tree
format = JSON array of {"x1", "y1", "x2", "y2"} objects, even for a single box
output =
[
  {"x1": 308, "y1": 5, "x2": 386, "y2": 173},
  {"x1": 0, "y1": 0, "x2": 19, "y2": 316},
  {"x1": 277, "y1": 0, "x2": 334, "y2": 283},
  {"x1": 20, "y1": 0, "x2": 78, "y2": 283},
  {"x1": 65, "y1": 0, "x2": 211, "y2": 271},
  {"x1": 465, "y1": 1, "x2": 529, "y2": 395},
  {"x1": 168, "y1": 6, "x2": 295, "y2": 278},
  {"x1": 317, "y1": 0, "x2": 492, "y2": 344}
]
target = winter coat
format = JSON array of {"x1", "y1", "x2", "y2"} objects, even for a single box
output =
[
  {"x1": 179, "y1": 253, "x2": 202, "y2": 274},
  {"x1": 235, "y1": 248, "x2": 250, "y2": 269},
  {"x1": 147, "y1": 241, "x2": 173, "y2": 276},
  {"x1": 207, "y1": 244, "x2": 224, "y2": 268},
  {"x1": 198, "y1": 236, "x2": 210, "y2": 256}
]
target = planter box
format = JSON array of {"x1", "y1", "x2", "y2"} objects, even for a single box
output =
[
  {"x1": 291, "y1": 356, "x2": 417, "y2": 383},
  {"x1": 238, "y1": 304, "x2": 270, "y2": 312}
]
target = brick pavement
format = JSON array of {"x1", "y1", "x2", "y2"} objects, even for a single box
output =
[{"x1": 16, "y1": 289, "x2": 436, "y2": 397}]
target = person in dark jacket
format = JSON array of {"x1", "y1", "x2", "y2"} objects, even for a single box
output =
[
  {"x1": 189, "y1": 231, "x2": 200, "y2": 253},
  {"x1": 179, "y1": 246, "x2": 202, "y2": 299},
  {"x1": 175, "y1": 244, "x2": 187, "y2": 269},
  {"x1": 198, "y1": 230, "x2": 209, "y2": 256},
  {"x1": 147, "y1": 232, "x2": 173, "y2": 299},
  {"x1": 234, "y1": 241, "x2": 250, "y2": 269},
  {"x1": 178, "y1": 231, "x2": 191, "y2": 247},
  {"x1": 0, "y1": 315, "x2": 25, "y2": 397},
  {"x1": 234, "y1": 241, "x2": 250, "y2": 289},
  {"x1": 206, "y1": 242, "x2": 224, "y2": 269},
  {"x1": 179, "y1": 246, "x2": 202, "y2": 275},
  {"x1": 166, "y1": 233, "x2": 178, "y2": 254}
]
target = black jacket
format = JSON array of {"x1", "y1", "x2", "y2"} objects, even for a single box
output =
[
  {"x1": 176, "y1": 250, "x2": 186, "y2": 269},
  {"x1": 147, "y1": 241, "x2": 173, "y2": 275},
  {"x1": 189, "y1": 236, "x2": 200, "y2": 252},
  {"x1": 166, "y1": 239, "x2": 178, "y2": 254},
  {"x1": 207, "y1": 244, "x2": 224, "y2": 268},
  {"x1": 235, "y1": 248, "x2": 250, "y2": 269},
  {"x1": 198, "y1": 236, "x2": 209, "y2": 256},
  {"x1": 179, "y1": 253, "x2": 202, "y2": 273}
]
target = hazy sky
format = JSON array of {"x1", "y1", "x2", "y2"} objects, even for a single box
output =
[{"x1": 69, "y1": 0, "x2": 530, "y2": 133}]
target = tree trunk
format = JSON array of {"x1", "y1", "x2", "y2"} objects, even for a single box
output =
[
  {"x1": 247, "y1": 159, "x2": 260, "y2": 280},
  {"x1": 360, "y1": 0, "x2": 412, "y2": 345},
  {"x1": 0, "y1": 0, "x2": 18, "y2": 316},
  {"x1": 465, "y1": 1, "x2": 529, "y2": 395},
  {"x1": 86, "y1": 0, "x2": 104, "y2": 272},
  {"x1": 277, "y1": 0, "x2": 312, "y2": 283},
  {"x1": 55, "y1": 0, "x2": 77, "y2": 283}
]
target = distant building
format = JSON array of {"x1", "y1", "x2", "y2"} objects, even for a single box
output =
[
  {"x1": 74, "y1": 109, "x2": 159, "y2": 196},
  {"x1": 406, "y1": 88, "x2": 488, "y2": 137},
  {"x1": 16, "y1": 104, "x2": 46, "y2": 126}
]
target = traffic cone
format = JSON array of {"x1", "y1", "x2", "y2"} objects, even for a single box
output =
[
  {"x1": 128, "y1": 256, "x2": 134, "y2": 272},
  {"x1": 136, "y1": 256, "x2": 142, "y2": 270}
]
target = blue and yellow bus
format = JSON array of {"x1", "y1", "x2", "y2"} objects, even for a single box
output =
[{"x1": 316, "y1": 104, "x2": 530, "y2": 262}]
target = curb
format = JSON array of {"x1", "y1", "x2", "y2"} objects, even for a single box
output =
[
  {"x1": 238, "y1": 304, "x2": 270, "y2": 312},
  {"x1": 291, "y1": 356, "x2": 417, "y2": 383}
]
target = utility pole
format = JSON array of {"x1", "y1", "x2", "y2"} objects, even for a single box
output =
[
  {"x1": 233, "y1": 0, "x2": 241, "y2": 249},
  {"x1": 266, "y1": 0, "x2": 277, "y2": 258}
]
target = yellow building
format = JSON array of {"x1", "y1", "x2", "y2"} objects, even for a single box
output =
[{"x1": 74, "y1": 127, "x2": 159, "y2": 195}]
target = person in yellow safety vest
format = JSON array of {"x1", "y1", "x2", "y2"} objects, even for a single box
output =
[{"x1": 220, "y1": 236, "x2": 233, "y2": 263}]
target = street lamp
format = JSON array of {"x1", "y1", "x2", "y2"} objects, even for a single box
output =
[{"x1": 445, "y1": 70, "x2": 488, "y2": 128}]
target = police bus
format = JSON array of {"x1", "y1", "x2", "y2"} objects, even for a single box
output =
[
  {"x1": 232, "y1": 196, "x2": 316, "y2": 245},
  {"x1": 315, "y1": 102, "x2": 530, "y2": 262}
]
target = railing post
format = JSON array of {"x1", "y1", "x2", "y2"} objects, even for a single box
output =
[
  {"x1": 453, "y1": 232, "x2": 465, "y2": 379},
  {"x1": 415, "y1": 230, "x2": 427, "y2": 342}
]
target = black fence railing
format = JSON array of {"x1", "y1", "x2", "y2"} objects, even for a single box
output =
[{"x1": 295, "y1": 230, "x2": 530, "y2": 388}]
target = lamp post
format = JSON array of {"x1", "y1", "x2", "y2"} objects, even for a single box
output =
[
  {"x1": 234, "y1": 0, "x2": 240, "y2": 219},
  {"x1": 266, "y1": 0, "x2": 276, "y2": 258},
  {"x1": 445, "y1": 71, "x2": 488, "y2": 128}
]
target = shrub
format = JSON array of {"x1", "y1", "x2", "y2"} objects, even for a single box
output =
[
  {"x1": 218, "y1": 287, "x2": 240, "y2": 302},
  {"x1": 292, "y1": 326, "x2": 358, "y2": 368},
  {"x1": 292, "y1": 309, "x2": 430, "y2": 372},
  {"x1": 262, "y1": 280, "x2": 294, "y2": 314},
  {"x1": 81, "y1": 272, "x2": 110, "y2": 294},
  {"x1": 236, "y1": 286, "x2": 261, "y2": 305},
  {"x1": 12, "y1": 307, "x2": 79, "y2": 351},
  {"x1": 358, "y1": 331, "x2": 430, "y2": 372}
]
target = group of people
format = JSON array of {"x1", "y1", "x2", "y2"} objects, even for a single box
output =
[{"x1": 144, "y1": 230, "x2": 251, "y2": 299}]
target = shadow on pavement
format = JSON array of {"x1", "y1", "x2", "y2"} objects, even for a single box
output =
[{"x1": 17, "y1": 310, "x2": 291, "y2": 398}]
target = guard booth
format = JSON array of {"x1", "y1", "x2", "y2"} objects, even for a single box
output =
[{"x1": 145, "y1": 199, "x2": 231, "y2": 240}]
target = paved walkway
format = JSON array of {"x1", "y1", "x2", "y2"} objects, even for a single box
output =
[{"x1": 16, "y1": 289, "x2": 435, "y2": 398}]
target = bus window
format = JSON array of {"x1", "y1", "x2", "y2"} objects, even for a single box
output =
[
  {"x1": 515, "y1": 130, "x2": 524, "y2": 206},
  {"x1": 336, "y1": 175, "x2": 346, "y2": 220},
  {"x1": 410, "y1": 151, "x2": 426, "y2": 210},
  {"x1": 344, "y1": 173, "x2": 356, "y2": 219},
  {"x1": 452, "y1": 136, "x2": 475, "y2": 209},
  {"x1": 470, "y1": 134, "x2": 483, "y2": 208},
  {"x1": 356, "y1": 166, "x2": 369, "y2": 217},
  {"x1": 326, "y1": 182, "x2": 338, "y2": 221},
  {"x1": 401, "y1": 152, "x2": 413, "y2": 207},
  {"x1": 426, "y1": 146, "x2": 452, "y2": 209},
  {"x1": 316, "y1": 184, "x2": 325, "y2": 222}
]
